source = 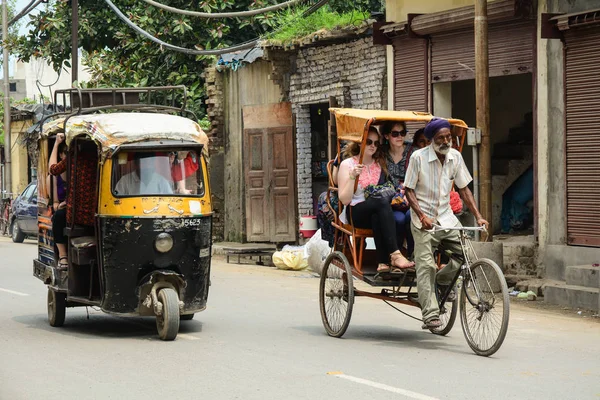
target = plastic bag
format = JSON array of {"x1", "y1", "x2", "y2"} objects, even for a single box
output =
[
  {"x1": 272, "y1": 245, "x2": 309, "y2": 271},
  {"x1": 304, "y1": 229, "x2": 332, "y2": 276}
]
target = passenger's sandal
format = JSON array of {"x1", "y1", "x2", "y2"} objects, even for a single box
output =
[
  {"x1": 390, "y1": 252, "x2": 415, "y2": 271},
  {"x1": 58, "y1": 256, "x2": 68, "y2": 270}
]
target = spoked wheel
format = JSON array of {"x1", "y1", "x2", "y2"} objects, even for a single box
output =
[
  {"x1": 460, "y1": 258, "x2": 510, "y2": 356},
  {"x1": 156, "y1": 288, "x2": 180, "y2": 341},
  {"x1": 47, "y1": 288, "x2": 66, "y2": 327},
  {"x1": 319, "y1": 251, "x2": 354, "y2": 338},
  {"x1": 430, "y1": 289, "x2": 458, "y2": 336}
]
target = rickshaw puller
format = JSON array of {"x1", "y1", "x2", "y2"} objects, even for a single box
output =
[{"x1": 404, "y1": 118, "x2": 488, "y2": 329}]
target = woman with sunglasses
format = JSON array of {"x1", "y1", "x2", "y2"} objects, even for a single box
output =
[
  {"x1": 337, "y1": 127, "x2": 415, "y2": 272},
  {"x1": 381, "y1": 121, "x2": 415, "y2": 259}
]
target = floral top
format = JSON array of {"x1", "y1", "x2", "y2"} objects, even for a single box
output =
[{"x1": 385, "y1": 143, "x2": 411, "y2": 187}]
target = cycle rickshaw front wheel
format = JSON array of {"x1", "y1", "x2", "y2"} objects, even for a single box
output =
[
  {"x1": 319, "y1": 251, "x2": 354, "y2": 338},
  {"x1": 460, "y1": 258, "x2": 510, "y2": 356}
]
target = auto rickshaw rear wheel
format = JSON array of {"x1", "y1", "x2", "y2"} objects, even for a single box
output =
[
  {"x1": 156, "y1": 288, "x2": 180, "y2": 341},
  {"x1": 47, "y1": 288, "x2": 66, "y2": 327}
]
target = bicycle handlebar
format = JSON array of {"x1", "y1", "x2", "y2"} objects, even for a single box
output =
[{"x1": 425, "y1": 224, "x2": 487, "y2": 234}]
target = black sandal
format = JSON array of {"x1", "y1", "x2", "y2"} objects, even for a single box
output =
[
  {"x1": 421, "y1": 318, "x2": 442, "y2": 330},
  {"x1": 58, "y1": 256, "x2": 68, "y2": 270}
]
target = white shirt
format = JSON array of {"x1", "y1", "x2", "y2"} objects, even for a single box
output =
[
  {"x1": 404, "y1": 145, "x2": 472, "y2": 229},
  {"x1": 115, "y1": 171, "x2": 174, "y2": 196}
]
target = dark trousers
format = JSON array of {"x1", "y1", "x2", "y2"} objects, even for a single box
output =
[
  {"x1": 347, "y1": 197, "x2": 399, "y2": 264},
  {"x1": 393, "y1": 209, "x2": 414, "y2": 256},
  {"x1": 52, "y1": 207, "x2": 67, "y2": 245}
]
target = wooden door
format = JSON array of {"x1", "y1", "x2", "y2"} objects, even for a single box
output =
[{"x1": 243, "y1": 103, "x2": 296, "y2": 242}]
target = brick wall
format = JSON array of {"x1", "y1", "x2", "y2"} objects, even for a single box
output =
[
  {"x1": 277, "y1": 37, "x2": 387, "y2": 217},
  {"x1": 203, "y1": 67, "x2": 225, "y2": 241}
]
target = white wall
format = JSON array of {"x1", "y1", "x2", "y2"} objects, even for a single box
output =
[{"x1": 13, "y1": 58, "x2": 91, "y2": 102}]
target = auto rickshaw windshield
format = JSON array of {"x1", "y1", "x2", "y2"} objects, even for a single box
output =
[{"x1": 112, "y1": 150, "x2": 205, "y2": 197}]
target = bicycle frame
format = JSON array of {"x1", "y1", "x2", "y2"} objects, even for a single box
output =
[{"x1": 429, "y1": 225, "x2": 485, "y2": 309}]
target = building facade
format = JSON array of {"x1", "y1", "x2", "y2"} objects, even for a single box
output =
[{"x1": 382, "y1": 0, "x2": 600, "y2": 310}]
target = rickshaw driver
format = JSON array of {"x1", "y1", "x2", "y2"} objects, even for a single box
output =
[
  {"x1": 404, "y1": 118, "x2": 488, "y2": 330},
  {"x1": 115, "y1": 153, "x2": 174, "y2": 195}
]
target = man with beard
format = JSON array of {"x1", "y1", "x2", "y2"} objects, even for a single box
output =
[{"x1": 404, "y1": 118, "x2": 488, "y2": 329}]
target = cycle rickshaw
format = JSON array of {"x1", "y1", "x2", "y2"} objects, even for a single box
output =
[{"x1": 320, "y1": 108, "x2": 509, "y2": 357}]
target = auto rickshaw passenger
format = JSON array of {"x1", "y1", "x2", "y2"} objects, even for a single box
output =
[
  {"x1": 169, "y1": 151, "x2": 199, "y2": 194},
  {"x1": 115, "y1": 153, "x2": 174, "y2": 196},
  {"x1": 337, "y1": 127, "x2": 415, "y2": 272},
  {"x1": 48, "y1": 133, "x2": 68, "y2": 269}
]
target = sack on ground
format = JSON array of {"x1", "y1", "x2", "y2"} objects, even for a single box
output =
[
  {"x1": 272, "y1": 245, "x2": 309, "y2": 271},
  {"x1": 305, "y1": 229, "x2": 332, "y2": 275}
]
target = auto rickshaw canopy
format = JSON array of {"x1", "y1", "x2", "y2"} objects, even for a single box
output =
[
  {"x1": 330, "y1": 108, "x2": 468, "y2": 143},
  {"x1": 41, "y1": 112, "x2": 209, "y2": 161}
]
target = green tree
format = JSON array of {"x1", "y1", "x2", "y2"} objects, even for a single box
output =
[{"x1": 8, "y1": 0, "x2": 382, "y2": 120}]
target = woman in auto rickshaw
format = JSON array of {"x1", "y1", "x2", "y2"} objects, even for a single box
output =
[{"x1": 34, "y1": 100, "x2": 213, "y2": 341}]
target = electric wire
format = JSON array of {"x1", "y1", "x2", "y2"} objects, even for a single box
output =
[
  {"x1": 140, "y1": 0, "x2": 306, "y2": 18},
  {"x1": 103, "y1": 0, "x2": 330, "y2": 56},
  {"x1": 9, "y1": 0, "x2": 45, "y2": 26}
]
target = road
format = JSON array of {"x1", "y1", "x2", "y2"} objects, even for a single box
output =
[{"x1": 1, "y1": 236, "x2": 599, "y2": 400}]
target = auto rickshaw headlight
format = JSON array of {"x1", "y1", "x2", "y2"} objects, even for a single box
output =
[{"x1": 155, "y1": 233, "x2": 174, "y2": 253}]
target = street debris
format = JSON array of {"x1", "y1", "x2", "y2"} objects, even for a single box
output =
[
  {"x1": 272, "y1": 245, "x2": 309, "y2": 271},
  {"x1": 513, "y1": 290, "x2": 538, "y2": 301}
]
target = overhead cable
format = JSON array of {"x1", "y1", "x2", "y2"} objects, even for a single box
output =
[
  {"x1": 9, "y1": 0, "x2": 45, "y2": 26},
  {"x1": 0, "y1": 0, "x2": 45, "y2": 39},
  {"x1": 141, "y1": 0, "x2": 306, "y2": 18},
  {"x1": 103, "y1": 0, "x2": 330, "y2": 56}
]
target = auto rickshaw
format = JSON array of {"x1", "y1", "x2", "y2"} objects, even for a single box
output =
[
  {"x1": 320, "y1": 108, "x2": 509, "y2": 357},
  {"x1": 33, "y1": 86, "x2": 212, "y2": 340}
]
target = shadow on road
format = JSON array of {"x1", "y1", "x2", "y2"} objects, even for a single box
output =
[
  {"x1": 293, "y1": 324, "x2": 473, "y2": 356},
  {"x1": 12, "y1": 312, "x2": 203, "y2": 340}
]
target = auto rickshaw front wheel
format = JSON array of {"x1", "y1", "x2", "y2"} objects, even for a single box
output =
[
  {"x1": 47, "y1": 288, "x2": 66, "y2": 327},
  {"x1": 156, "y1": 288, "x2": 180, "y2": 341}
]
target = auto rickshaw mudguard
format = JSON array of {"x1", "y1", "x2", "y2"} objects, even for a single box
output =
[{"x1": 137, "y1": 270, "x2": 186, "y2": 317}]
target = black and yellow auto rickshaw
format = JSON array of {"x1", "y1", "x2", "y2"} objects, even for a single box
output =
[{"x1": 33, "y1": 86, "x2": 212, "y2": 340}]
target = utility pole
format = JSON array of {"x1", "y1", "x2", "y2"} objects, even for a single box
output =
[
  {"x1": 2, "y1": 0, "x2": 11, "y2": 198},
  {"x1": 71, "y1": 0, "x2": 78, "y2": 84},
  {"x1": 475, "y1": 0, "x2": 492, "y2": 235}
]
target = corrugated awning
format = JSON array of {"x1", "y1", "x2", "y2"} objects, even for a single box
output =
[
  {"x1": 330, "y1": 108, "x2": 467, "y2": 143},
  {"x1": 409, "y1": 0, "x2": 533, "y2": 36},
  {"x1": 551, "y1": 8, "x2": 600, "y2": 31}
]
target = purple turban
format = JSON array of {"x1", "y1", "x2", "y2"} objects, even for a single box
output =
[{"x1": 424, "y1": 118, "x2": 451, "y2": 140}]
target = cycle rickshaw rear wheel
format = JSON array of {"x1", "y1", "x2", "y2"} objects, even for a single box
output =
[
  {"x1": 460, "y1": 258, "x2": 510, "y2": 356},
  {"x1": 319, "y1": 251, "x2": 354, "y2": 338}
]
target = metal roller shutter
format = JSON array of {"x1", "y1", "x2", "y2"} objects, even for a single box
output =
[
  {"x1": 565, "y1": 27, "x2": 600, "y2": 247},
  {"x1": 431, "y1": 20, "x2": 535, "y2": 82},
  {"x1": 393, "y1": 37, "x2": 428, "y2": 133}
]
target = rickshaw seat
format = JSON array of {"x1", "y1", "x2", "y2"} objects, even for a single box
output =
[
  {"x1": 70, "y1": 236, "x2": 97, "y2": 266},
  {"x1": 341, "y1": 224, "x2": 373, "y2": 237},
  {"x1": 64, "y1": 225, "x2": 94, "y2": 238}
]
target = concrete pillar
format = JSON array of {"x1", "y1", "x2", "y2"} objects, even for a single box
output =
[
  {"x1": 386, "y1": 46, "x2": 395, "y2": 110},
  {"x1": 432, "y1": 82, "x2": 452, "y2": 117}
]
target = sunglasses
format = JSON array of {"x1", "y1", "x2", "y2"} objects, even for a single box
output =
[
  {"x1": 390, "y1": 130, "x2": 407, "y2": 138},
  {"x1": 366, "y1": 139, "x2": 380, "y2": 147}
]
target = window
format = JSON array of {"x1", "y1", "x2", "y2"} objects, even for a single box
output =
[
  {"x1": 9, "y1": 82, "x2": 16, "y2": 92},
  {"x1": 21, "y1": 184, "x2": 35, "y2": 200},
  {"x1": 112, "y1": 150, "x2": 205, "y2": 197}
]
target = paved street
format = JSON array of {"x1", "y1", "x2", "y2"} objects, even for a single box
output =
[{"x1": 1, "y1": 236, "x2": 599, "y2": 400}]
